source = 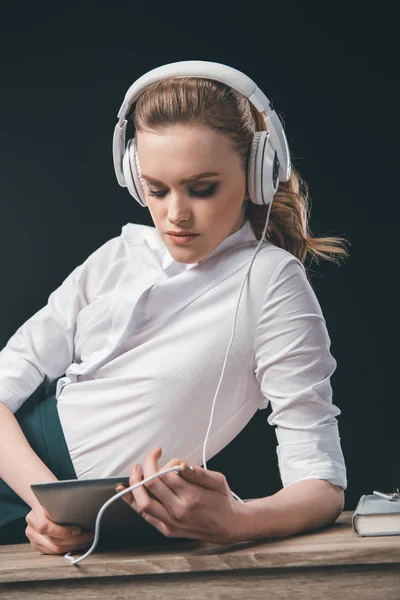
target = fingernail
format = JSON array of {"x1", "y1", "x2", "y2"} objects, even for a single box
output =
[
  {"x1": 132, "y1": 463, "x2": 138, "y2": 473},
  {"x1": 71, "y1": 528, "x2": 81, "y2": 536}
]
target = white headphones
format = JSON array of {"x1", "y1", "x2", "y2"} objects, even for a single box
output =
[{"x1": 112, "y1": 60, "x2": 291, "y2": 207}]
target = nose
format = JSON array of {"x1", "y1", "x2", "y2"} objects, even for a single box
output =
[{"x1": 167, "y1": 192, "x2": 192, "y2": 224}]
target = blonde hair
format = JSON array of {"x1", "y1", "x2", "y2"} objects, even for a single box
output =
[{"x1": 132, "y1": 76, "x2": 350, "y2": 270}]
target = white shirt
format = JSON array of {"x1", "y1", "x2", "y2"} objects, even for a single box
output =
[{"x1": 0, "y1": 219, "x2": 347, "y2": 490}]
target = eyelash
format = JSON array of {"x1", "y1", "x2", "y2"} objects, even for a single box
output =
[{"x1": 147, "y1": 183, "x2": 218, "y2": 198}]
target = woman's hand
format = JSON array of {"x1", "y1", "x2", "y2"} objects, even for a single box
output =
[
  {"x1": 115, "y1": 447, "x2": 247, "y2": 545},
  {"x1": 25, "y1": 504, "x2": 95, "y2": 555}
]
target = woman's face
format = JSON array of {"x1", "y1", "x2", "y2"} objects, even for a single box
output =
[{"x1": 135, "y1": 124, "x2": 249, "y2": 264}]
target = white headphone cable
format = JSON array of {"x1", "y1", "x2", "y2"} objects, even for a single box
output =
[
  {"x1": 65, "y1": 465, "x2": 181, "y2": 565},
  {"x1": 201, "y1": 202, "x2": 272, "y2": 502}
]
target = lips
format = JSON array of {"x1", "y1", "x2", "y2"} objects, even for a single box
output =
[
  {"x1": 167, "y1": 233, "x2": 198, "y2": 237},
  {"x1": 166, "y1": 232, "x2": 198, "y2": 236}
]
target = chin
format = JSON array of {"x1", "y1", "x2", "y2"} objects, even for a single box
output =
[
  {"x1": 172, "y1": 254, "x2": 197, "y2": 264},
  {"x1": 170, "y1": 249, "x2": 203, "y2": 264}
]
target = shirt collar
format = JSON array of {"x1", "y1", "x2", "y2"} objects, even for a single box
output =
[{"x1": 155, "y1": 218, "x2": 257, "y2": 275}]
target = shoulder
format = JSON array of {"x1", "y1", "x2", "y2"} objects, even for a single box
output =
[
  {"x1": 254, "y1": 245, "x2": 323, "y2": 328},
  {"x1": 83, "y1": 222, "x2": 156, "y2": 264},
  {"x1": 256, "y1": 242, "x2": 303, "y2": 266},
  {"x1": 249, "y1": 241, "x2": 306, "y2": 289},
  {"x1": 72, "y1": 222, "x2": 157, "y2": 301},
  {"x1": 120, "y1": 221, "x2": 157, "y2": 246},
  {"x1": 71, "y1": 222, "x2": 155, "y2": 287}
]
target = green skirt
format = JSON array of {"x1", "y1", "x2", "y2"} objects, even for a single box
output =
[{"x1": 0, "y1": 377, "x2": 77, "y2": 544}]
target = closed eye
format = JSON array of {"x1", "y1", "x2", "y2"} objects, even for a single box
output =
[{"x1": 147, "y1": 183, "x2": 219, "y2": 198}]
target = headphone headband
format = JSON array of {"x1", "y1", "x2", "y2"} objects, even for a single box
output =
[
  {"x1": 116, "y1": 61, "x2": 273, "y2": 120},
  {"x1": 113, "y1": 60, "x2": 291, "y2": 187}
]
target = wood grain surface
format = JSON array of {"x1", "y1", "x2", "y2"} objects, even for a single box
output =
[{"x1": 1, "y1": 511, "x2": 399, "y2": 599}]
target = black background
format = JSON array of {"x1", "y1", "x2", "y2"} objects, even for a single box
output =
[{"x1": 0, "y1": 1, "x2": 398, "y2": 511}]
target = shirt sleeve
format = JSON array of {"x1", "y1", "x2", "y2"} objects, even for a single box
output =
[
  {"x1": 0, "y1": 235, "x2": 121, "y2": 414},
  {"x1": 254, "y1": 255, "x2": 347, "y2": 490}
]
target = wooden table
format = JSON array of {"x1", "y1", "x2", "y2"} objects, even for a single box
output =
[{"x1": 1, "y1": 511, "x2": 399, "y2": 599}]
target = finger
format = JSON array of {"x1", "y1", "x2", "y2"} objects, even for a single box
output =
[
  {"x1": 46, "y1": 532, "x2": 95, "y2": 551},
  {"x1": 149, "y1": 458, "x2": 196, "y2": 499},
  {"x1": 26, "y1": 511, "x2": 84, "y2": 540},
  {"x1": 115, "y1": 484, "x2": 141, "y2": 509},
  {"x1": 26, "y1": 524, "x2": 94, "y2": 554},
  {"x1": 129, "y1": 462, "x2": 174, "y2": 525},
  {"x1": 176, "y1": 463, "x2": 229, "y2": 495},
  {"x1": 141, "y1": 447, "x2": 180, "y2": 506},
  {"x1": 152, "y1": 458, "x2": 223, "y2": 494}
]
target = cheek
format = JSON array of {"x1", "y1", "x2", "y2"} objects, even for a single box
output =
[{"x1": 214, "y1": 189, "x2": 242, "y2": 218}]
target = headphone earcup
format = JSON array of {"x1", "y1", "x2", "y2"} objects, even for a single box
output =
[
  {"x1": 247, "y1": 131, "x2": 280, "y2": 206},
  {"x1": 122, "y1": 137, "x2": 148, "y2": 207}
]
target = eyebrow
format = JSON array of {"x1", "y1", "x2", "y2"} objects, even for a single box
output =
[{"x1": 141, "y1": 172, "x2": 220, "y2": 185}]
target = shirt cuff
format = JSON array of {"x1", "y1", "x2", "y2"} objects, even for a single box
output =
[
  {"x1": 0, "y1": 346, "x2": 45, "y2": 413},
  {"x1": 275, "y1": 423, "x2": 347, "y2": 490}
]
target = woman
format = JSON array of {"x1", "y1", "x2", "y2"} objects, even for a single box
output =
[{"x1": 0, "y1": 61, "x2": 350, "y2": 554}]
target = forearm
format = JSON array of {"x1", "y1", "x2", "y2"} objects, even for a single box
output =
[
  {"x1": 0, "y1": 401, "x2": 58, "y2": 510},
  {"x1": 236, "y1": 478, "x2": 345, "y2": 542}
]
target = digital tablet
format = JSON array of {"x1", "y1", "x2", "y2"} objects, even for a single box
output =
[{"x1": 31, "y1": 477, "x2": 178, "y2": 546}]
